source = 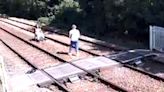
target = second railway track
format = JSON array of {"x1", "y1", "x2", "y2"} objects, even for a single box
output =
[
  {"x1": 7, "y1": 17, "x2": 127, "y2": 50},
  {"x1": 0, "y1": 17, "x2": 164, "y2": 92},
  {"x1": 0, "y1": 27, "x2": 127, "y2": 92},
  {"x1": 0, "y1": 18, "x2": 120, "y2": 56}
]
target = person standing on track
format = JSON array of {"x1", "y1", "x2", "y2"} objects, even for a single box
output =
[{"x1": 68, "y1": 24, "x2": 80, "y2": 56}]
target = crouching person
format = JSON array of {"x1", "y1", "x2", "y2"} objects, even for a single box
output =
[{"x1": 34, "y1": 25, "x2": 45, "y2": 42}]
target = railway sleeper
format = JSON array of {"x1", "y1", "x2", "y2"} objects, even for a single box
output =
[
  {"x1": 28, "y1": 57, "x2": 119, "y2": 88},
  {"x1": 57, "y1": 72, "x2": 88, "y2": 84},
  {"x1": 57, "y1": 69, "x2": 100, "y2": 84},
  {"x1": 37, "y1": 69, "x2": 102, "y2": 89}
]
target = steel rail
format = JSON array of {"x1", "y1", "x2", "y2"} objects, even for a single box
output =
[
  {"x1": 124, "y1": 64, "x2": 164, "y2": 82},
  {"x1": 5, "y1": 18, "x2": 127, "y2": 51},
  {"x1": 0, "y1": 39, "x2": 70, "y2": 92},
  {"x1": 3, "y1": 18, "x2": 164, "y2": 90},
  {"x1": 0, "y1": 23, "x2": 128, "y2": 92},
  {"x1": 106, "y1": 51, "x2": 164, "y2": 82},
  {"x1": 0, "y1": 19, "x2": 99, "y2": 56}
]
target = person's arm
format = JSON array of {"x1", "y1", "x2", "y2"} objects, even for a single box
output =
[
  {"x1": 69, "y1": 30, "x2": 72, "y2": 38},
  {"x1": 34, "y1": 28, "x2": 37, "y2": 36}
]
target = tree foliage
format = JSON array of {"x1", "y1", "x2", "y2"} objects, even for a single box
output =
[{"x1": 0, "y1": 0, "x2": 164, "y2": 41}]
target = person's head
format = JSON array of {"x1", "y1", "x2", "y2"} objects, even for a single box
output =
[{"x1": 72, "y1": 24, "x2": 77, "y2": 29}]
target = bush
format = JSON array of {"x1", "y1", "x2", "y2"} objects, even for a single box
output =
[{"x1": 37, "y1": 17, "x2": 51, "y2": 26}]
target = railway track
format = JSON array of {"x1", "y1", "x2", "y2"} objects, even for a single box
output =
[
  {"x1": 0, "y1": 31, "x2": 127, "y2": 92},
  {"x1": 0, "y1": 43, "x2": 70, "y2": 92},
  {"x1": 0, "y1": 31, "x2": 70, "y2": 91},
  {"x1": 0, "y1": 20, "x2": 93, "y2": 61},
  {"x1": 7, "y1": 17, "x2": 127, "y2": 51},
  {"x1": 0, "y1": 41, "x2": 32, "y2": 75},
  {"x1": 0, "y1": 20, "x2": 128, "y2": 91},
  {"x1": 2, "y1": 17, "x2": 164, "y2": 79},
  {"x1": 130, "y1": 56, "x2": 164, "y2": 78},
  {"x1": 0, "y1": 17, "x2": 164, "y2": 91},
  {"x1": 105, "y1": 50, "x2": 164, "y2": 81},
  {"x1": 99, "y1": 65, "x2": 164, "y2": 92},
  {"x1": 0, "y1": 18, "x2": 121, "y2": 56}
]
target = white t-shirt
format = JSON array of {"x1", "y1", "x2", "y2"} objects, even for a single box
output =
[
  {"x1": 35, "y1": 28, "x2": 45, "y2": 39},
  {"x1": 35, "y1": 28, "x2": 41, "y2": 35},
  {"x1": 69, "y1": 28, "x2": 80, "y2": 41}
]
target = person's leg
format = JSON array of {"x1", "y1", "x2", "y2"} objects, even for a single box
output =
[
  {"x1": 40, "y1": 35, "x2": 44, "y2": 41},
  {"x1": 75, "y1": 41, "x2": 79, "y2": 56},
  {"x1": 68, "y1": 41, "x2": 73, "y2": 55},
  {"x1": 36, "y1": 34, "x2": 40, "y2": 42},
  {"x1": 40, "y1": 33, "x2": 45, "y2": 41},
  {"x1": 38, "y1": 33, "x2": 43, "y2": 41}
]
